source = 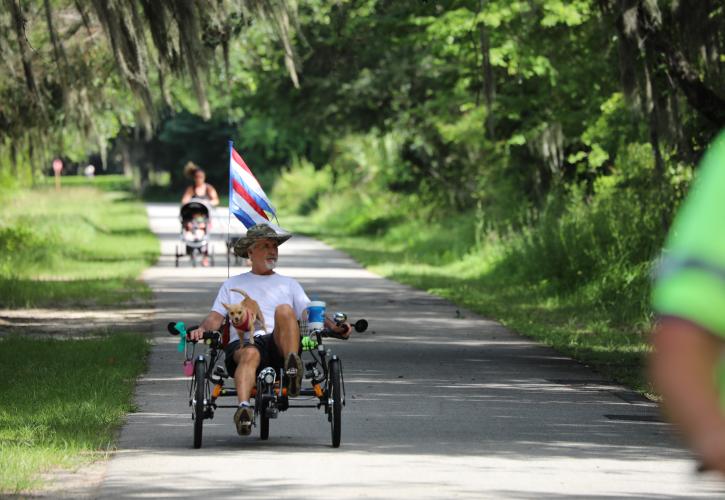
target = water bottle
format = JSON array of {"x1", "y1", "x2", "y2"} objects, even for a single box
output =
[{"x1": 307, "y1": 300, "x2": 326, "y2": 331}]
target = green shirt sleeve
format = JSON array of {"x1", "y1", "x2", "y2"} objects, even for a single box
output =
[{"x1": 652, "y1": 130, "x2": 725, "y2": 338}]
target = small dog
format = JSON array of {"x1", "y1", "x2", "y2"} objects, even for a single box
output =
[{"x1": 223, "y1": 289, "x2": 266, "y2": 340}]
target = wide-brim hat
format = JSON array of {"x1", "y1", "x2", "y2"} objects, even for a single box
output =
[{"x1": 233, "y1": 223, "x2": 292, "y2": 258}]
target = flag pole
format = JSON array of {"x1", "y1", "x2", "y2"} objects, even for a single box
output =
[{"x1": 227, "y1": 140, "x2": 233, "y2": 279}]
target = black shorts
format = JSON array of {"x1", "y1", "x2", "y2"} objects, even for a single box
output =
[{"x1": 224, "y1": 334, "x2": 285, "y2": 377}]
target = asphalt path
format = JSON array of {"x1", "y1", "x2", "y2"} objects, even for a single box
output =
[{"x1": 99, "y1": 203, "x2": 724, "y2": 499}]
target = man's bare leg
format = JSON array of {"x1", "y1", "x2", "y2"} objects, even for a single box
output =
[
  {"x1": 234, "y1": 346, "x2": 261, "y2": 403},
  {"x1": 232, "y1": 345, "x2": 260, "y2": 436},
  {"x1": 273, "y1": 304, "x2": 302, "y2": 396},
  {"x1": 273, "y1": 304, "x2": 300, "y2": 355}
]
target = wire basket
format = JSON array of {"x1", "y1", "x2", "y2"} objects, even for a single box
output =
[{"x1": 298, "y1": 318, "x2": 310, "y2": 337}]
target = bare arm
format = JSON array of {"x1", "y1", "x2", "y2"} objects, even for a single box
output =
[
  {"x1": 189, "y1": 311, "x2": 225, "y2": 340},
  {"x1": 181, "y1": 186, "x2": 193, "y2": 204},
  {"x1": 207, "y1": 184, "x2": 220, "y2": 207},
  {"x1": 650, "y1": 317, "x2": 725, "y2": 472},
  {"x1": 324, "y1": 316, "x2": 352, "y2": 339}
]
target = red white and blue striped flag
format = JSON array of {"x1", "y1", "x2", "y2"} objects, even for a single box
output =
[{"x1": 228, "y1": 142, "x2": 277, "y2": 229}]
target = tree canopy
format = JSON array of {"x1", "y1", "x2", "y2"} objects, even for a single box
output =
[
  {"x1": 0, "y1": 0, "x2": 301, "y2": 182},
  {"x1": 1, "y1": 0, "x2": 723, "y2": 213}
]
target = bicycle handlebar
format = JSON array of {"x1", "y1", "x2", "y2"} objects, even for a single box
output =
[
  {"x1": 312, "y1": 318, "x2": 368, "y2": 339},
  {"x1": 167, "y1": 316, "x2": 367, "y2": 347},
  {"x1": 167, "y1": 322, "x2": 220, "y2": 344}
]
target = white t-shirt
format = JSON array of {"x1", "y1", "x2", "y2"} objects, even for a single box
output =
[{"x1": 211, "y1": 271, "x2": 310, "y2": 343}]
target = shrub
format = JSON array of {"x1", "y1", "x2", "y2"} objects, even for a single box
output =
[{"x1": 272, "y1": 158, "x2": 332, "y2": 215}]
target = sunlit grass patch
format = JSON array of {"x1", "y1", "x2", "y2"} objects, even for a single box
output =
[
  {"x1": 47, "y1": 174, "x2": 134, "y2": 192},
  {"x1": 0, "y1": 183, "x2": 158, "y2": 308},
  {"x1": 0, "y1": 334, "x2": 149, "y2": 494}
]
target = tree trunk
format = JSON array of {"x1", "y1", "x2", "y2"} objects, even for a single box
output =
[
  {"x1": 7, "y1": 0, "x2": 39, "y2": 99},
  {"x1": 478, "y1": 0, "x2": 495, "y2": 139},
  {"x1": 27, "y1": 134, "x2": 36, "y2": 186},
  {"x1": 660, "y1": 46, "x2": 725, "y2": 127},
  {"x1": 120, "y1": 139, "x2": 133, "y2": 177},
  {"x1": 44, "y1": 0, "x2": 69, "y2": 99},
  {"x1": 643, "y1": 46, "x2": 670, "y2": 234},
  {"x1": 642, "y1": 4, "x2": 725, "y2": 126},
  {"x1": 10, "y1": 141, "x2": 18, "y2": 177}
]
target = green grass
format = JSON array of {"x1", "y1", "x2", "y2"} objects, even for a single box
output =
[
  {"x1": 0, "y1": 179, "x2": 159, "y2": 308},
  {"x1": 0, "y1": 334, "x2": 149, "y2": 494},
  {"x1": 0, "y1": 177, "x2": 156, "y2": 492},
  {"x1": 283, "y1": 213, "x2": 653, "y2": 395},
  {"x1": 44, "y1": 174, "x2": 134, "y2": 192}
]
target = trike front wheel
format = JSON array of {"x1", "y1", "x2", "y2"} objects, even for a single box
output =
[
  {"x1": 329, "y1": 359, "x2": 342, "y2": 448},
  {"x1": 193, "y1": 360, "x2": 206, "y2": 449},
  {"x1": 260, "y1": 413, "x2": 269, "y2": 440}
]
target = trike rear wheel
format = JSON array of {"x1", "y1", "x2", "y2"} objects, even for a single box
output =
[
  {"x1": 329, "y1": 359, "x2": 342, "y2": 448},
  {"x1": 193, "y1": 360, "x2": 205, "y2": 449}
]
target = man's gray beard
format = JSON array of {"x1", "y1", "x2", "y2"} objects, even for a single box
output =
[{"x1": 264, "y1": 259, "x2": 277, "y2": 271}]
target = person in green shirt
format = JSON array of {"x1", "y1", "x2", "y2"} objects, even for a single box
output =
[{"x1": 651, "y1": 130, "x2": 725, "y2": 474}]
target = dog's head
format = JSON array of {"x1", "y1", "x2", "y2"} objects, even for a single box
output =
[{"x1": 223, "y1": 302, "x2": 252, "y2": 331}]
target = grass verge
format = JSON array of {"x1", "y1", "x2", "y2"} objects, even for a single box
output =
[
  {"x1": 0, "y1": 333, "x2": 149, "y2": 494},
  {"x1": 0, "y1": 176, "x2": 159, "y2": 308},
  {"x1": 283, "y1": 214, "x2": 652, "y2": 395}
]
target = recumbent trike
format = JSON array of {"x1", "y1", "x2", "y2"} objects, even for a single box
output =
[{"x1": 168, "y1": 313, "x2": 368, "y2": 449}]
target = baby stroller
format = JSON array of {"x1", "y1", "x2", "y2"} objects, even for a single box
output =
[{"x1": 175, "y1": 198, "x2": 215, "y2": 267}]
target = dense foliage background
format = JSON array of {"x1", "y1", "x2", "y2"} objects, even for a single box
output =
[{"x1": 2, "y1": 1, "x2": 725, "y2": 383}]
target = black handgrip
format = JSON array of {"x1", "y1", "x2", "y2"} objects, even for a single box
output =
[
  {"x1": 167, "y1": 322, "x2": 199, "y2": 336},
  {"x1": 167, "y1": 322, "x2": 219, "y2": 344},
  {"x1": 197, "y1": 331, "x2": 219, "y2": 341},
  {"x1": 184, "y1": 330, "x2": 220, "y2": 344}
]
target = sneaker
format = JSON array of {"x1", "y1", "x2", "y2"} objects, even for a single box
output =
[
  {"x1": 201, "y1": 256, "x2": 210, "y2": 267},
  {"x1": 285, "y1": 352, "x2": 303, "y2": 397},
  {"x1": 233, "y1": 405, "x2": 253, "y2": 436}
]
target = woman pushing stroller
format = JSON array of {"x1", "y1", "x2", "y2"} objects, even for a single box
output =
[{"x1": 177, "y1": 163, "x2": 220, "y2": 267}]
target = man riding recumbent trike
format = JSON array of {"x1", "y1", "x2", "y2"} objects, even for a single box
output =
[
  {"x1": 169, "y1": 222, "x2": 368, "y2": 448},
  {"x1": 168, "y1": 312, "x2": 367, "y2": 448}
]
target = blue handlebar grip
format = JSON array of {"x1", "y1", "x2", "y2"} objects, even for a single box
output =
[{"x1": 176, "y1": 322, "x2": 187, "y2": 352}]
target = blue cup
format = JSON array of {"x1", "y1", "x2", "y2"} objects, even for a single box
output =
[{"x1": 307, "y1": 301, "x2": 326, "y2": 330}]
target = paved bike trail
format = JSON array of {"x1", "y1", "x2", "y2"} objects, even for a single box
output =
[{"x1": 99, "y1": 203, "x2": 724, "y2": 499}]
